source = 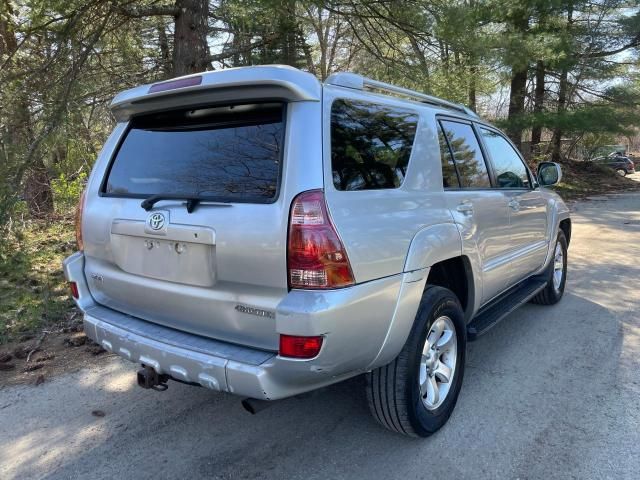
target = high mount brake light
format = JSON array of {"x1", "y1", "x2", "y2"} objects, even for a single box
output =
[
  {"x1": 148, "y1": 76, "x2": 202, "y2": 93},
  {"x1": 287, "y1": 190, "x2": 354, "y2": 289}
]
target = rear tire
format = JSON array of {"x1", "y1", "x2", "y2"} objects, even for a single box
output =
[
  {"x1": 531, "y1": 230, "x2": 568, "y2": 305},
  {"x1": 366, "y1": 286, "x2": 466, "y2": 437},
  {"x1": 616, "y1": 168, "x2": 626, "y2": 177}
]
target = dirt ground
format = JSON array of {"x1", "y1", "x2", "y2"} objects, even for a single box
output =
[{"x1": 0, "y1": 318, "x2": 110, "y2": 387}]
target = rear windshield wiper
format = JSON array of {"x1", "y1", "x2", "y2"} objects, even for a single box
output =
[{"x1": 141, "y1": 194, "x2": 203, "y2": 213}]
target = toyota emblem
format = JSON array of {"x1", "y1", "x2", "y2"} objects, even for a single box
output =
[{"x1": 147, "y1": 212, "x2": 166, "y2": 231}]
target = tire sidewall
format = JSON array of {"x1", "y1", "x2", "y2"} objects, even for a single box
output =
[{"x1": 405, "y1": 287, "x2": 466, "y2": 436}]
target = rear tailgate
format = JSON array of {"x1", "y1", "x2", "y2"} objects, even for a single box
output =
[{"x1": 82, "y1": 72, "x2": 322, "y2": 350}]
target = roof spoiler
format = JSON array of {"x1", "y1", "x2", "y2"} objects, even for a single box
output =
[{"x1": 110, "y1": 65, "x2": 321, "y2": 122}]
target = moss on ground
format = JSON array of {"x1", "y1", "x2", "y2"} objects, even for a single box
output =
[{"x1": 0, "y1": 217, "x2": 76, "y2": 343}]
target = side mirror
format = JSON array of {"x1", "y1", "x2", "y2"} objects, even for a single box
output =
[{"x1": 537, "y1": 162, "x2": 562, "y2": 186}]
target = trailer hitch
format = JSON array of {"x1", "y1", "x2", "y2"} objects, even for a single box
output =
[{"x1": 137, "y1": 365, "x2": 169, "y2": 391}]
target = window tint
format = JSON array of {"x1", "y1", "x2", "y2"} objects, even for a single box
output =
[
  {"x1": 479, "y1": 128, "x2": 530, "y2": 189},
  {"x1": 331, "y1": 99, "x2": 418, "y2": 191},
  {"x1": 103, "y1": 103, "x2": 285, "y2": 202},
  {"x1": 440, "y1": 120, "x2": 491, "y2": 188},
  {"x1": 438, "y1": 123, "x2": 460, "y2": 188}
]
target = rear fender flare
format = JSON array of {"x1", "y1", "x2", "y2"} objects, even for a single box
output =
[
  {"x1": 366, "y1": 223, "x2": 464, "y2": 369},
  {"x1": 403, "y1": 223, "x2": 463, "y2": 272}
]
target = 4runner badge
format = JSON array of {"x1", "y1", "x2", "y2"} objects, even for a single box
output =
[{"x1": 147, "y1": 212, "x2": 166, "y2": 231}]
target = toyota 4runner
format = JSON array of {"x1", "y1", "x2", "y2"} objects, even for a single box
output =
[{"x1": 63, "y1": 65, "x2": 571, "y2": 437}]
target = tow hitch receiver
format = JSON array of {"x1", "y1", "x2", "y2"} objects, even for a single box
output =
[{"x1": 137, "y1": 365, "x2": 169, "y2": 391}]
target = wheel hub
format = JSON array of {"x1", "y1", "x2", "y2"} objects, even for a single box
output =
[
  {"x1": 553, "y1": 241, "x2": 564, "y2": 292},
  {"x1": 419, "y1": 315, "x2": 457, "y2": 410}
]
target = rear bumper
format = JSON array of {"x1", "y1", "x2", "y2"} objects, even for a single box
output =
[{"x1": 63, "y1": 252, "x2": 421, "y2": 400}]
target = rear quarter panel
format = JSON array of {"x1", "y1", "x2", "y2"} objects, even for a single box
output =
[{"x1": 322, "y1": 86, "x2": 454, "y2": 283}]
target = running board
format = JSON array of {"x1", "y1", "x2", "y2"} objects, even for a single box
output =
[{"x1": 467, "y1": 278, "x2": 547, "y2": 341}]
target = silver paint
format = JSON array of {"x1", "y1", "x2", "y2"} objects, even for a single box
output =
[{"x1": 64, "y1": 66, "x2": 570, "y2": 401}]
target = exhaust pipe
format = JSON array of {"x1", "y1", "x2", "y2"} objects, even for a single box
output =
[
  {"x1": 241, "y1": 398, "x2": 273, "y2": 415},
  {"x1": 137, "y1": 366, "x2": 168, "y2": 391}
]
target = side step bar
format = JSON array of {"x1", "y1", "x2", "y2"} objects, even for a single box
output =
[{"x1": 467, "y1": 278, "x2": 547, "y2": 341}]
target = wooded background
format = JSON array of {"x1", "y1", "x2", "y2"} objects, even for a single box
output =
[{"x1": 0, "y1": 0, "x2": 639, "y2": 221}]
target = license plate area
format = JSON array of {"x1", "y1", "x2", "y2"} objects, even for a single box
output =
[{"x1": 110, "y1": 232, "x2": 216, "y2": 287}]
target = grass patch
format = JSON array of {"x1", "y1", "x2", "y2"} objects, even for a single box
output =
[{"x1": 0, "y1": 217, "x2": 76, "y2": 343}]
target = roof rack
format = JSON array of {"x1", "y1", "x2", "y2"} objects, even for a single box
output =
[{"x1": 325, "y1": 72, "x2": 478, "y2": 118}]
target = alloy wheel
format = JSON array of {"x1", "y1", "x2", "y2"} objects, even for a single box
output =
[
  {"x1": 419, "y1": 315, "x2": 458, "y2": 410},
  {"x1": 553, "y1": 241, "x2": 564, "y2": 292}
]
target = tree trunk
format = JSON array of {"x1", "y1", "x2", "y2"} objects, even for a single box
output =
[
  {"x1": 551, "y1": 65, "x2": 568, "y2": 163},
  {"x1": 1, "y1": 4, "x2": 54, "y2": 217},
  {"x1": 468, "y1": 62, "x2": 477, "y2": 112},
  {"x1": 551, "y1": 4, "x2": 574, "y2": 163},
  {"x1": 507, "y1": 65, "x2": 528, "y2": 149},
  {"x1": 506, "y1": 13, "x2": 530, "y2": 150},
  {"x1": 23, "y1": 158, "x2": 54, "y2": 218},
  {"x1": 277, "y1": 0, "x2": 298, "y2": 67},
  {"x1": 157, "y1": 19, "x2": 172, "y2": 78},
  {"x1": 172, "y1": 0, "x2": 209, "y2": 76},
  {"x1": 530, "y1": 60, "x2": 545, "y2": 153}
]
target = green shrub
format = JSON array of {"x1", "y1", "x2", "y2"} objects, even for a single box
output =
[{"x1": 51, "y1": 172, "x2": 87, "y2": 214}]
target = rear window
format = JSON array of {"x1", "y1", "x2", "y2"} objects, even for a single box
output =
[
  {"x1": 331, "y1": 99, "x2": 418, "y2": 191},
  {"x1": 103, "y1": 103, "x2": 285, "y2": 203}
]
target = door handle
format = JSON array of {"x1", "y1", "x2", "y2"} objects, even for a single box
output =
[
  {"x1": 456, "y1": 202, "x2": 474, "y2": 215},
  {"x1": 508, "y1": 199, "x2": 520, "y2": 211}
]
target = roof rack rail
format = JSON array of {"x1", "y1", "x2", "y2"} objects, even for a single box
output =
[{"x1": 325, "y1": 72, "x2": 478, "y2": 118}]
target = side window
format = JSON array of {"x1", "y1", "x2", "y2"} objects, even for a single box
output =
[
  {"x1": 331, "y1": 99, "x2": 418, "y2": 191},
  {"x1": 440, "y1": 120, "x2": 491, "y2": 188},
  {"x1": 479, "y1": 128, "x2": 531, "y2": 189},
  {"x1": 438, "y1": 123, "x2": 460, "y2": 188}
]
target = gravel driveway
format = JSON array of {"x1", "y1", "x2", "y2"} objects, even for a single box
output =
[{"x1": 1, "y1": 192, "x2": 639, "y2": 480}]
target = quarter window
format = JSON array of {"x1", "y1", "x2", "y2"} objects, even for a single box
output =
[
  {"x1": 438, "y1": 123, "x2": 460, "y2": 188},
  {"x1": 439, "y1": 120, "x2": 491, "y2": 188},
  {"x1": 331, "y1": 99, "x2": 418, "y2": 191},
  {"x1": 479, "y1": 128, "x2": 530, "y2": 189}
]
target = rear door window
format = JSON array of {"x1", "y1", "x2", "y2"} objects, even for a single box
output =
[
  {"x1": 331, "y1": 99, "x2": 418, "y2": 191},
  {"x1": 439, "y1": 120, "x2": 491, "y2": 188},
  {"x1": 103, "y1": 103, "x2": 285, "y2": 203},
  {"x1": 479, "y1": 128, "x2": 531, "y2": 189}
]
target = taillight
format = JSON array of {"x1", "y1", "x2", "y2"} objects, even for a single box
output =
[
  {"x1": 75, "y1": 189, "x2": 86, "y2": 251},
  {"x1": 287, "y1": 190, "x2": 354, "y2": 289},
  {"x1": 279, "y1": 334, "x2": 323, "y2": 359},
  {"x1": 69, "y1": 282, "x2": 79, "y2": 299}
]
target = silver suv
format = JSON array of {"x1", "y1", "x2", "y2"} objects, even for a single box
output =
[{"x1": 63, "y1": 66, "x2": 570, "y2": 437}]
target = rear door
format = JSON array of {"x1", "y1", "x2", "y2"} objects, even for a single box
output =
[
  {"x1": 437, "y1": 119, "x2": 512, "y2": 304},
  {"x1": 82, "y1": 100, "x2": 323, "y2": 350},
  {"x1": 477, "y1": 127, "x2": 548, "y2": 284}
]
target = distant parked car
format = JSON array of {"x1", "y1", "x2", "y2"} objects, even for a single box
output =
[{"x1": 593, "y1": 153, "x2": 635, "y2": 176}]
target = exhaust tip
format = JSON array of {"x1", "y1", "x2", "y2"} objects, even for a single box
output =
[{"x1": 241, "y1": 398, "x2": 272, "y2": 415}]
